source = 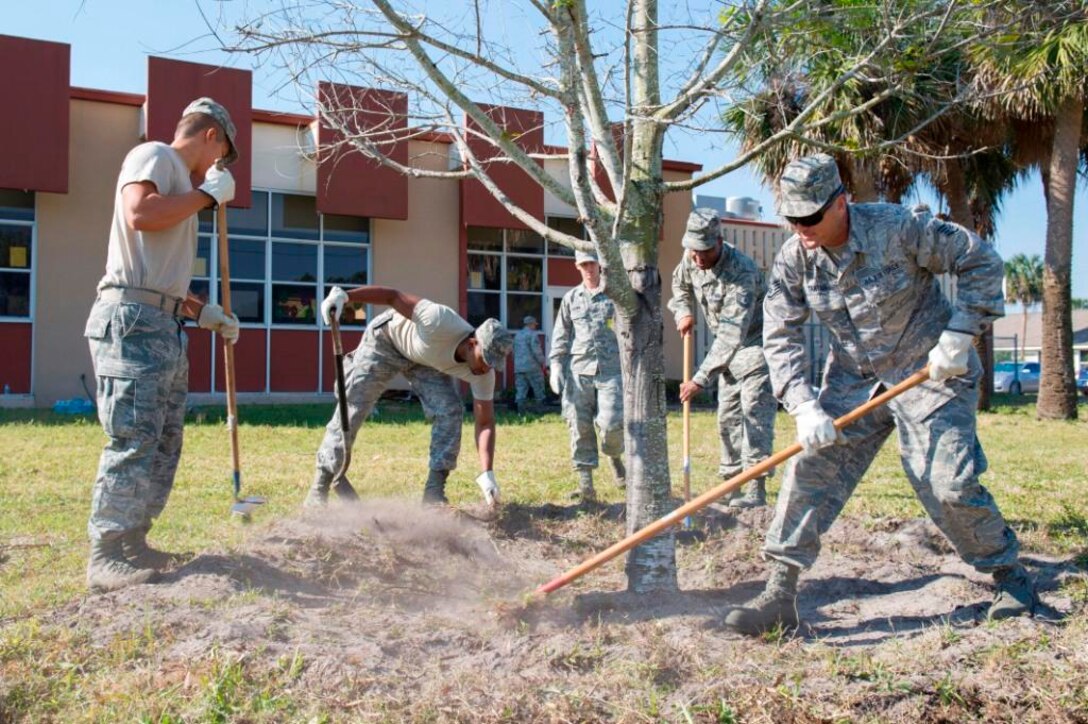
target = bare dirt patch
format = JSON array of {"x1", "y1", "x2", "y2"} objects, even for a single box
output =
[{"x1": 33, "y1": 502, "x2": 1088, "y2": 720}]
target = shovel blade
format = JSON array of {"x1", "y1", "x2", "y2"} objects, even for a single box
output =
[{"x1": 231, "y1": 497, "x2": 266, "y2": 518}]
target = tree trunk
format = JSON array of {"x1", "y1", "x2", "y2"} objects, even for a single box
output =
[
  {"x1": 615, "y1": 266, "x2": 678, "y2": 593},
  {"x1": 848, "y1": 160, "x2": 880, "y2": 202},
  {"x1": 1037, "y1": 94, "x2": 1080, "y2": 420},
  {"x1": 944, "y1": 162, "x2": 992, "y2": 410},
  {"x1": 616, "y1": 0, "x2": 677, "y2": 593}
]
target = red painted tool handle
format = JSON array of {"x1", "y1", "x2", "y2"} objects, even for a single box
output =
[{"x1": 535, "y1": 367, "x2": 931, "y2": 595}]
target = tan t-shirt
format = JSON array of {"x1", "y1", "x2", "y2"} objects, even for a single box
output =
[
  {"x1": 97, "y1": 142, "x2": 196, "y2": 300},
  {"x1": 385, "y1": 299, "x2": 496, "y2": 400}
]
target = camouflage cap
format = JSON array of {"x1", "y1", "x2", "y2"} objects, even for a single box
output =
[
  {"x1": 682, "y1": 207, "x2": 722, "y2": 251},
  {"x1": 522, "y1": 315, "x2": 537, "y2": 326},
  {"x1": 476, "y1": 318, "x2": 514, "y2": 367},
  {"x1": 776, "y1": 153, "x2": 842, "y2": 217},
  {"x1": 574, "y1": 248, "x2": 599, "y2": 265},
  {"x1": 182, "y1": 97, "x2": 239, "y2": 165}
]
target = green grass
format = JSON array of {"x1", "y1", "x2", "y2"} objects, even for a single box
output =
[
  {"x1": 1, "y1": 397, "x2": 1086, "y2": 621},
  {"x1": 1, "y1": 396, "x2": 1086, "y2": 721}
]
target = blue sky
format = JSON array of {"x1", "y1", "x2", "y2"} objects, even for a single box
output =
[{"x1": 6, "y1": 0, "x2": 1085, "y2": 297}]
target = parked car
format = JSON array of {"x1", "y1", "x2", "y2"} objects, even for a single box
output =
[
  {"x1": 1077, "y1": 367, "x2": 1088, "y2": 397},
  {"x1": 993, "y1": 361, "x2": 1041, "y2": 395}
]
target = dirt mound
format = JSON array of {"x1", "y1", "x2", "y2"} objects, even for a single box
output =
[{"x1": 44, "y1": 503, "x2": 1088, "y2": 720}]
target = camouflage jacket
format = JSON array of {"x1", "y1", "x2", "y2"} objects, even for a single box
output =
[
  {"x1": 763, "y1": 204, "x2": 1004, "y2": 421},
  {"x1": 513, "y1": 327, "x2": 546, "y2": 373},
  {"x1": 549, "y1": 284, "x2": 621, "y2": 378},
  {"x1": 669, "y1": 244, "x2": 768, "y2": 387}
]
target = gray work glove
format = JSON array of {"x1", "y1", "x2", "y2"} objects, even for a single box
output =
[
  {"x1": 927, "y1": 330, "x2": 973, "y2": 381},
  {"x1": 198, "y1": 303, "x2": 240, "y2": 344},
  {"x1": 475, "y1": 471, "x2": 500, "y2": 508},
  {"x1": 549, "y1": 362, "x2": 565, "y2": 396},
  {"x1": 321, "y1": 286, "x2": 349, "y2": 325},
  {"x1": 792, "y1": 399, "x2": 838, "y2": 453},
  {"x1": 199, "y1": 164, "x2": 236, "y2": 207}
]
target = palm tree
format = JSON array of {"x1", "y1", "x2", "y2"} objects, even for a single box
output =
[
  {"x1": 1003, "y1": 253, "x2": 1044, "y2": 364},
  {"x1": 973, "y1": 3, "x2": 1088, "y2": 419},
  {"x1": 723, "y1": 22, "x2": 1021, "y2": 410}
]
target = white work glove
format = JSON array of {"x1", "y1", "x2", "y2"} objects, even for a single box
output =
[
  {"x1": 475, "y1": 471, "x2": 500, "y2": 508},
  {"x1": 198, "y1": 304, "x2": 240, "y2": 344},
  {"x1": 198, "y1": 164, "x2": 235, "y2": 207},
  {"x1": 549, "y1": 363, "x2": 564, "y2": 396},
  {"x1": 321, "y1": 286, "x2": 349, "y2": 326},
  {"x1": 792, "y1": 399, "x2": 838, "y2": 453},
  {"x1": 927, "y1": 330, "x2": 974, "y2": 381}
]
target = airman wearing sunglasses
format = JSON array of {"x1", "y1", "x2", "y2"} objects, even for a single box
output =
[{"x1": 724, "y1": 153, "x2": 1036, "y2": 635}]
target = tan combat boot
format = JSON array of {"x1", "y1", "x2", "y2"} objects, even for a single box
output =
[
  {"x1": 304, "y1": 469, "x2": 333, "y2": 508},
  {"x1": 723, "y1": 560, "x2": 800, "y2": 635},
  {"x1": 727, "y1": 477, "x2": 767, "y2": 509},
  {"x1": 87, "y1": 537, "x2": 160, "y2": 593},
  {"x1": 422, "y1": 470, "x2": 449, "y2": 505},
  {"x1": 122, "y1": 525, "x2": 178, "y2": 570},
  {"x1": 989, "y1": 563, "x2": 1038, "y2": 621},
  {"x1": 609, "y1": 456, "x2": 626, "y2": 489},
  {"x1": 570, "y1": 468, "x2": 596, "y2": 503}
]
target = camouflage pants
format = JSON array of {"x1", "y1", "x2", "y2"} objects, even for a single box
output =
[
  {"x1": 515, "y1": 368, "x2": 546, "y2": 405},
  {"x1": 315, "y1": 321, "x2": 464, "y2": 483},
  {"x1": 717, "y1": 365, "x2": 777, "y2": 478},
  {"x1": 764, "y1": 379, "x2": 1019, "y2": 573},
  {"x1": 561, "y1": 372, "x2": 624, "y2": 470},
  {"x1": 85, "y1": 300, "x2": 188, "y2": 540}
]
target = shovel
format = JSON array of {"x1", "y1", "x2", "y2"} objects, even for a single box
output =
[
  {"x1": 329, "y1": 314, "x2": 360, "y2": 502},
  {"x1": 216, "y1": 199, "x2": 266, "y2": 519},
  {"x1": 534, "y1": 367, "x2": 932, "y2": 595}
]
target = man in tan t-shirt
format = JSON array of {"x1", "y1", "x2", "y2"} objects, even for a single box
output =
[
  {"x1": 309, "y1": 284, "x2": 514, "y2": 507},
  {"x1": 84, "y1": 98, "x2": 241, "y2": 592}
]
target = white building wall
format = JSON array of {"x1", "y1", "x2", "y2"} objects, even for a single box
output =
[{"x1": 251, "y1": 123, "x2": 317, "y2": 194}]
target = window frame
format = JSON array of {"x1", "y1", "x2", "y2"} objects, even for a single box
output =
[
  {"x1": 198, "y1": 189, "x2": 372, "y2": 332},
  {"x1": 0, "y1": 203, "x2": 36, "y2": 324},
  {"x1": 465, "y1": 216, "x2": 588, "y2": 333},
  {"x1": 196, "y1": 189, "x2": 372, "y2": 394}
]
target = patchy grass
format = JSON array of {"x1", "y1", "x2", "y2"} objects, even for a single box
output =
[{"x1": 0, "y1": 397, "x2": 1086, "y2": 721}]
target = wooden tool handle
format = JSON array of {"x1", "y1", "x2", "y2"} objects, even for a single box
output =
[
  {"x1": 682, "y1": 332, "x2": 692, "y2": 500},
  {"x1": 535, "y1": 367, "x2": 931, "y2": 595},
  {"x1": 216, "y1": 203, "x2": 241, "y2": 493}
]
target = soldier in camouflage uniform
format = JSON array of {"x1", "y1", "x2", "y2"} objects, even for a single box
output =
[
  {"x1": 513, "y1": 315, "x2": 547, "y2": 412},
  {"x1": 725, "y1": 154, "x2": 1036, "y2": 635},
  {"x1": 311, "y1": 284, "x2": 514, "y2": 507},
  {"x1": 84, "y1": 98, "x2": 241, "y2": 592},
  {"x1": 549, "y1": 249, "x2": 625, "y2": 501},
  {"x1": 669, "y1": 208, "x2": 776, "y2": 509}
]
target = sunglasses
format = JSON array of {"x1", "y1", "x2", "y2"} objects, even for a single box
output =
[{"x1": 785, "y1": 186, "x2": 844, "y2": 227}]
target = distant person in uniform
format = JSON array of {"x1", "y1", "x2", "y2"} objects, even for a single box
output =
[
  {"x1": 549, "y1": 249, "x2": 625, "y2": 502},
  {"x1": 513, "y1": 315, "x2": 547, "y2": 412},
  {"x1": 725, "y1": 153, "x2": 1035, "y2": 635},
  {"x1": 669, "y1": 208, "x2": 776, "y2": 509}
]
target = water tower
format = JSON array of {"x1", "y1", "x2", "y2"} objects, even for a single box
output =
[{"x1": 725, "y1": 196, "x2": 762, "y2": 220}]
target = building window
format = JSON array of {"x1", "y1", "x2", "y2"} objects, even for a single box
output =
[
  {"x1": 545, "y1": 216, "x2": 583, "y2": 257},
  {"x1": 0, "y1": 190, "x2": 34, "y2": 319},
  {"x1": 197, "y1": 190, "x2": 371, "y2": 329},
  {"x1": 467, "y1": 225, "x2": 555, "y2": 328}
]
